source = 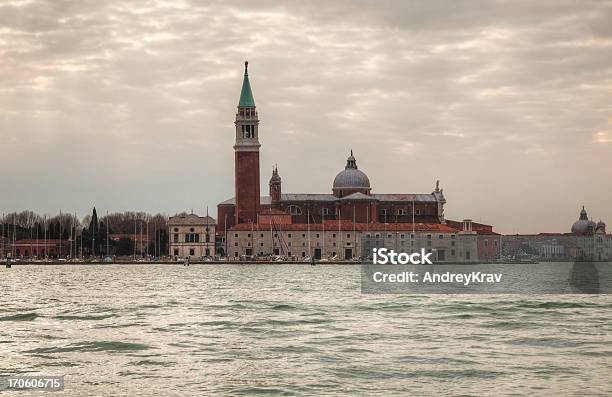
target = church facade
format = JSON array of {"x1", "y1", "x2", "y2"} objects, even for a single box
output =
[{"x1": 217, "y1": 62, "x2": 494, "y2": 261}]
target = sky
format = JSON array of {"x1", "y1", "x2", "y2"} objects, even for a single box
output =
[{"x1": 0, "y1": 0, "x2": 611, "y2": 233}]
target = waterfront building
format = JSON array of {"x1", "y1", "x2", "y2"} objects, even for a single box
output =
[
  {"x1": 217, "y1": 62, "x2": 497, "y2": 261},
  {"x1": 9, "y1": 239, "x2": 68, "y2": 258},
  {"x1": 168, "y1": 213, "x2": 216, "y2": 259},
  {"x1": 227, "y1": 220, "x2": 479, "y2": 262},
  {"x1": 502, "y1": 207, "x2": 610, "y2": 261}
]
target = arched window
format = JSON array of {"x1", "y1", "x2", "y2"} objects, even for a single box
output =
[{"x1": 288, "y1": 205, "x2": 302, "y2": 215}]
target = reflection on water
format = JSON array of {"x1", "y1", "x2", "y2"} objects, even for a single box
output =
[
  {"x1": 0, "y1": 263, "x2": 611, "y2": 396},
  {"x1": 569, "y1": 262, "x2": 600, "y2": 294}
]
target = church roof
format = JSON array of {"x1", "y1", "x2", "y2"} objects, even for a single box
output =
[
  {"x1": 238, "y1": 61, "x2": 255, "y2": 108},
  {"x1": 230, "y1": 222, "x2": 459, "y2": 232},
  {"x1": 219, "y1": 193, "x2": 439, "y2": 206},
  {"x1": 341, "y1": 192, "x2": 374, "y2": 200},
  {"x1": 168, "y1": 213, "x2": 216, "y2": 225},
  {"x1": 372, "y1": 194, "x2": 438, "y2": 203},
  {"x1": 282, "y1": 193, "x2": 337, "y2": 201}
]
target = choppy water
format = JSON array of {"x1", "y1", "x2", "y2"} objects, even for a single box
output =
[{"x1": 1, "y1": 264, "x2": 611, "y2": 396}]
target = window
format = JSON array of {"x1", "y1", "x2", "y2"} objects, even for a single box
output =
[
  {"x1": 288, "y1": 233, "x2": 292, "y2": 238},
  {"x1": 247, "y1": 233, "x2": 251, "y2": 238},
  {"x1": 174, "y1": 228, "x2": 178, "y2": 232},
  {"x1": 400, "y1": 234, "x2": 405, "y2": 239},
  {"x1": 451, "y1": 249, "x2": 455, "y2": 256},
  {"x1": 205, "y1": 234, "x2": 210, "y2": 243},
  {"x1": 333, "y1": 233, "x2": 336, "y2": 238},
  {"x1": 322, "y1": 208, "x2": 331, "y2": 216},
  {"x1": 288, "y1": 242, "x2": 292, "y2": 247},
  {"x1": 427, "y1": 234, "x2": 432, "y2": 239},
  {"x1": 381, "y1": 209, "x2": 388, "y2": 216},
  {"x1": 234, "y1": 252, "x2": 238, "y2": 257},
  {"x1": 396, "y1": 208, "x2": 407, "y2": 215},
  {"x1": 451, "y1": 241, "x2": 455, "y2": 247},
  {"x1": 288, "y1": 205, "x2": 302, "y2": 215},
  {"x1": 260, "y1": 233, "x2": 264, "y2": 238},
  {"x1": 189, "y1": 248, "x2": 195, "y2": 256},
  {"x1": 484, "y1": 240, "x2": 488, "y2": 247},
  {"x1": 260, "y1": 242, "x2": 264, "y2": 247},
  {"x1": 242, "y1": 124, "x2": 254, "y2": 138},
  {"x1": 174, "y1": 234, "x2": 179, "y2": 243},
  {"x1": 439, "y1": 234, "x2": 443, "y2": 239},
  {"x1": 235, "y1": 233, "x2": 238, "y2": 238},
  {"x1": 302, "y1": 252, "x2": 306, "y2": 257},
  {"x1": 438, "y1": 250, "x2": 445, "y2": 261},
  {"x1": 302, "y1": 234, "x2": 306, "y2": 238},
  {"x1": 234, "y1": 242, "x2": 238, "y2": 246},
  {"x1": 190, "y1": 228, "x2": 194, "y2": 232},
  {"x1": 427, "y1": 241, "x2": 431, "y2": 247},
  {"x1": 346, "y1": 233, "x2": 351, "y2": 239},
  {"x1": 415, "y1": 209, "x2": 421, "y2": 215},
  {"x1": 451, "y1": 235, "x2": 456, "y2": 239},
  {"x1": 316, "y1": 234, "x2": 320, "y2": 238},
  {"x1": 173, "y1": 249, "x2": 179, "y2": 256}
]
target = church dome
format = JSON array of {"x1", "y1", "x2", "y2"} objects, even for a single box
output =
[
  {"x1": 596, "y1": 221, "x2": 606, "y2": 232},
  {"x1": 571, "y1": 206, "x2": 596, "y2": 233},
  {"x1": 333, "y1": 151, "x2": 370, "y2": 190}
]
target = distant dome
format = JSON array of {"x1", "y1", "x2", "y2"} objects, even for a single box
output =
[
  {"x1": 596, "y1": 221, "x2": 606, "y2": 231},
  {"x1": 571, "y1": 206, "x2": 596, "y2": 233},
  {"x1": 333, "y1": 151, "x2": 371, "y2": 190}
]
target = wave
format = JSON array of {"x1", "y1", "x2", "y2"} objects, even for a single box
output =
[
  {"x1": 0, "y1": 312, "x2": 38, "y2": 321},
  {"x1": 24, "y1": 341, "x2": 153, "y2": 354},
  {"x1": 53, "y1": 314, "x2": 117, "y2": 321}
]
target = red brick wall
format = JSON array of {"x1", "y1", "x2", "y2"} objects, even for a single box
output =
[
  {"x1": 478, "y1": 235, "x2": 500, "y2": 261},
  {"x1": 235, "y1": 151, "x2": 260, "y2": 224},
  {"x1": 216, "y1": 205, "x2": 235, "y2": 234}
]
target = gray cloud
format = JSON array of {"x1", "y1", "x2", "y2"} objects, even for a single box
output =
[{"x1": 0, "y1": 0, "x2": 611, "y2": 233}]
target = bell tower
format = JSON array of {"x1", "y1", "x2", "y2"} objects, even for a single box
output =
[
  {"x1": 269, "y1": 166, "x2": 282, "y2": 209},
  {"x1": 234, "y1": 61, "x2": 261, "y2": 224}
]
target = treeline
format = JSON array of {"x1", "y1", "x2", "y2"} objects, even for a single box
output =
[{"x1": 1, "y1": 208, "x2": 171, "y2": 257}]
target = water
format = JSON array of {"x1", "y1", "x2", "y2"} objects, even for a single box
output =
[{"x1": 1, "y1": 264, "x2": 611, "y2": 396}]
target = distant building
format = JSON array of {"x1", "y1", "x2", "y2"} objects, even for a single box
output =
[
  {"x1": 216, "y1": 62, "x2": 495, "y2": 261},
  {"x1": 168, "y1": 213, "x2": 216, "y2": 259},
  {"x1": 9, "y1": 239, "x2": 69, "y2": 258},
  {"x1": 503, "y1": 207, "x2": 610, "y2": 261},
  {"x1": 227, "y1": 219, "x2": 480, "y2": 262}
]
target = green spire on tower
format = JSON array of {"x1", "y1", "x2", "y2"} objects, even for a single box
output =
[{"x1": 238, "y1": 61, "x2": 256, "y2": 108}]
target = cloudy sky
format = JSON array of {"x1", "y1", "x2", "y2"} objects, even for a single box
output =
[{"x1": 1, "y1": 0, "x2": 611, "y2": 233}]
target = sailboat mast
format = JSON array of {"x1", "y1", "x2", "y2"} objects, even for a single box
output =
[
  {"x1": 106, "y1": 210, "x2": 109, "y2": 256},
  {"x1": 307, "y1": 208, "x2": 311, "y2": 259}
]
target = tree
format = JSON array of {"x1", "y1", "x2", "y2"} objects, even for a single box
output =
[{"x1": 116, "y1": 237, "x2": 134, "y2": 256}]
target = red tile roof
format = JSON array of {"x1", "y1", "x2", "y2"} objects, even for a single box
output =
[{"x1": 230, "y1": 222, "x2": 460, "y2": 232}]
